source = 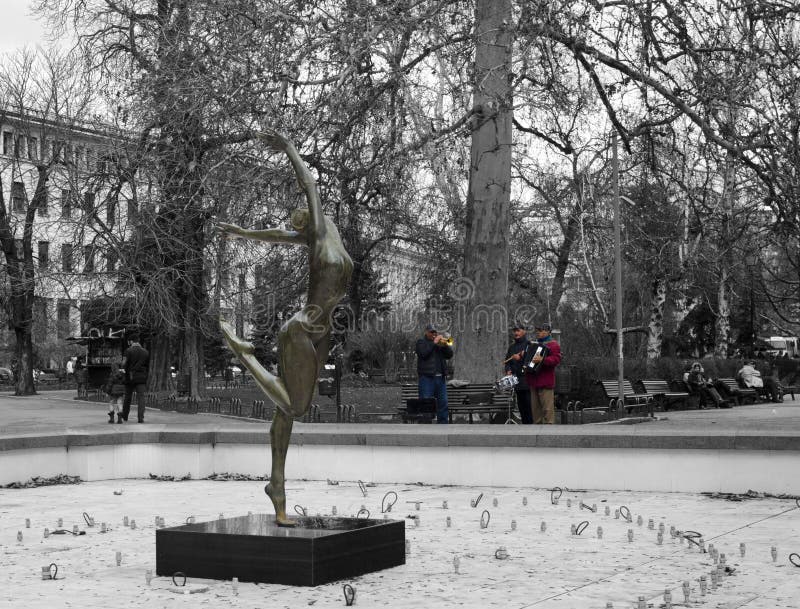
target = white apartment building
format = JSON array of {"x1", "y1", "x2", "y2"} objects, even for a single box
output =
[
  {"x1": 1, "y1": 108, "x2": 267, "y2": 372},
  {"x1": 0, "y1": 108, "x2": 138, "y2": 368},
  {"x1": 375, "y1": 239, "x2": 430, "y2": 311}
]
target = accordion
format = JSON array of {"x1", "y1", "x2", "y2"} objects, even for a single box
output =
[{"x1": 525, "y1": 343, "x2": 550, "y2": 374}]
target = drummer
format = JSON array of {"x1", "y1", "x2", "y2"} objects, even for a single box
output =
[{"x1": 504, "y1": 322, "x2": 533, "y2": 424}]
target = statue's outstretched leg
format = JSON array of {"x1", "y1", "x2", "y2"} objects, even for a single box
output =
[{"x1": 220, "y1": 320, "x2": 291, "y2": 412}]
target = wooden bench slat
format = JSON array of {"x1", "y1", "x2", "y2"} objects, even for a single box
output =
[
  {"x1": 597, "y1": 380, "x2": 654, "y2": 417},
  {"x1": 716, "y1": 378, "x2": 758, "y2": 404},
  {"x1": 400, "y1": 383, "x2": 514, "y2": 423},
  {"x1": 638, "y1": 379, "x2": 692, "y2": 411}
]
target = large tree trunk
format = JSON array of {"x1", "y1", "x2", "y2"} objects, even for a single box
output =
[
  {"x1": 148, "y1": 334, "x2": 173, "y2": 391},
  {"x1": 646, "y1": 278, "x2": 666, "y2": 359},
  {"x1": 0, "y1": 166, "x2": 47, "y2": 396},
  {"x1": 715, "y1": 152, "x2": 736, "y2": 358},
  {"x1": 14, "y1": 327, "x2": 36, "y2": 395},
  {"x1": 453, "y1": 0, "x2": 513, "y2": 383},
  {"x1": 715, "y1": 266, "x2": 731, "y2": 357}
]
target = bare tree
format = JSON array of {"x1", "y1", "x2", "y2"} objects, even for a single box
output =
[{"x1": 0, "y1": 49, "x2": 96, "y2": 394}]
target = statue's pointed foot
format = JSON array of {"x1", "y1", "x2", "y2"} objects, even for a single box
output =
[
  {"x1": 265, "y1": 483, "x2": 296, "y2": 527},
  {"x1": 220, "y1": 318, "x2": 255, "y2": 355}
]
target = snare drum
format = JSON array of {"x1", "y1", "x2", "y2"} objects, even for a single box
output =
[{"x1": 496, "y1": 374, "x2": 519, "y2": 391}]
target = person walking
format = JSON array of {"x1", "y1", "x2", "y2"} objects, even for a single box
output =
[
  {"x1": 504, "y1": 323, "x2": 533, "y2": 424},
  {"x1": 525, "y1": 322, "x2": 562, "y2": 424},
  {"x1": 416, "y1": 324, "x2": 454, "y2": 424},
  {"x1": 122, "y1": 332, "x2": 149, "y2": 423}
]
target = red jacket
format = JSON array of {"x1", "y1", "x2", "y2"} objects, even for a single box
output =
[{"x1": 525, "y1": 337, "x2": 561, "y2": 390}]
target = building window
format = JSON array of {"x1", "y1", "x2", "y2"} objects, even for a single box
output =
[
  {"x1": 61, "y1": 189, "x2": 72, "y2": 218},
  {"x1": 75, "y1": 145, "x2": 84, "y2": 168},
  {"x1": 83, "y1": 245, "x2": 95, "y2": 273},
  {"x1": 127, "y1": 198, "x2": 138, "y2": 220},
  {"x1": 28, "y1": 136, "x2": 38, "y2": 161},
  {"x1": 36, "y1": 188, "x2": 49, "y2": 216},
  {"x1": 2, "y1": 131, "x2": 13, "y2": 155},
  {"x1": 61, "y1": 244, "x2": 73, "y2": 272},
  {"x1": 57, "y1": 301, "x2": 71, "y2": 339},
  {"x1": 13, "y1": 239, "x2": 24, "y2": 260},
  {"x1": 106, "y1": 247, "x2": 117, "y2": 272},
  {"x1": 33, "y1": 297, "x2": 49, "y2": 344},
  {"x1": 52, "y1": 140, "x2": 66, "y2": 164},
  {"x1": 83, "y1": 191, "x2": 95, "y2": 216},
  {"x1": 11, "y1": 181, "x2": 26, "y2": 212},
  {"x1": 38, "y1": 241, "x2": 49, "y2": 268},
  {"x1": 106, "y1": 199, "x2": 116, "y2": 226}
]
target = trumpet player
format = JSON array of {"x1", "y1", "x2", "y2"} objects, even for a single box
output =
[
  {"x1": 416, "y1": 324, "x2": 454, "y2": 424},
  {"x1": 504, "y1": 323, "x2": 533, "y2": 424}
]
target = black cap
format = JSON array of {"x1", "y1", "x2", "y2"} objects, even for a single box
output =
[
  {"x1": 424, "y1": 323, "x2": 438, "y2": 332},
  {"x1": 534, "y1": 322, "x2": 552, "y2": 332},
  {"x1": 510, "y1": 322, "x2": 526, "y2": 331}
]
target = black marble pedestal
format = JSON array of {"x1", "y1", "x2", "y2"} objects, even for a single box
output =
[{"x1": 156, "y1": 514, "x2": 405, "y2": 586}]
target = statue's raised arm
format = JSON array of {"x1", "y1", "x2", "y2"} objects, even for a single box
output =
[
  {"x1": 218, "y1": 221, "x2": 306, "y2": 246},
  {"x1": 256, "y1": 131, "x2": 326, "y2": 240}
]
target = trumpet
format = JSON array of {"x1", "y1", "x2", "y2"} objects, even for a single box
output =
[{"x1": 438, "y1": 335, "x2": 454, "y2": 347}]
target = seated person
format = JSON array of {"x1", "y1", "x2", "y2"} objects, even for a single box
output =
[
  {"x1": 737, "y1": 360, "x2": 763, "y2": 389},
  {"x1": 686, "y1": 362, "x2": 730, "y2": 408},
  {"x1": 738, "y1": 360, "x2": 782, "y2": 402}
]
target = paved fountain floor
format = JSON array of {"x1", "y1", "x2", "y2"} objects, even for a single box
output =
[{"x1": 2, "y1": 479, "x2": 799, "y2": 609}]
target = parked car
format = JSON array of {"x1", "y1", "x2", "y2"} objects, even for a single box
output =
[{"x1": 0, "y1": 367, "x2": 14, "y2": 384}]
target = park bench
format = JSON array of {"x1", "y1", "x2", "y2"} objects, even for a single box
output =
[
  {"x1": 596, "y1": 380, "x2": 655, "y2": 417},
  {"x1": 781, "y1": 373, "x2": 799, "y2": 401},
  {"x1": 716, "y1": 377, "x2": 758, "y2": 404},
  {"x1": 637, "y1": 379, "x2": 692, "y2": 411},
  {"x1": 399, "y1": 383, "x2": 513, "y2": 424}
]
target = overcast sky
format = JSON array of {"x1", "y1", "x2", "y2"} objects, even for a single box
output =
[{"x1": 1, "y1": 1, "x2": 49, "y2": 55}]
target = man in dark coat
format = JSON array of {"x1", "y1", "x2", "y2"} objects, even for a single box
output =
[
  {"x1": 122, "y1": 332, "x2": 149, "y2": 423},
  {"x1": 416, "y1": 323, "x2": 454, "y2": 423},
  {"x1": 504, "y1": 323, "x2": 533, "y2": 424}
]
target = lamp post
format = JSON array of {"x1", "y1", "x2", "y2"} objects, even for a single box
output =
[{"x1": 612, "y1": 131, "x2": 624, "y2": 416}]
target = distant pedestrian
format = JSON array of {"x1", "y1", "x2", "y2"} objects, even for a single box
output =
[
  {"x1": 122, "y1": 333, "x2": 149, "y2": 423},
  {"x1": 104, "y1": 363, "x2": 126, "y2": 424},
  {"x1": 75, "y1": 360, "x2": 88, "y2": 399}
]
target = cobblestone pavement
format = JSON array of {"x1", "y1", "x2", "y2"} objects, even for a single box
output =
[
  {"x1": 2, "y1": 480, "x2": 799, "y2": 609},
  {"x1": 2, "y1": 389, "x2": 800, "y2": 435}
]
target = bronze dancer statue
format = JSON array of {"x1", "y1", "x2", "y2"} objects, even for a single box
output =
[{"x1": 219, "y1": 131, "x2": 352, "y2": 526}]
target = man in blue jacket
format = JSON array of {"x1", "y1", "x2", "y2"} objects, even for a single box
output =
[{"x1": 416, "y1": 324, "x2": 454, "y2": 424}]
